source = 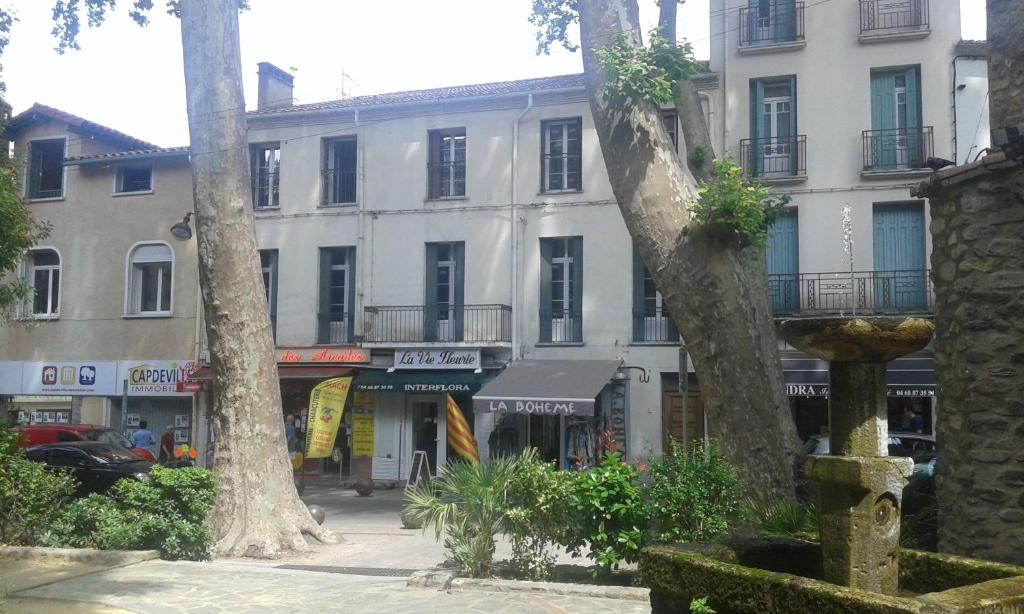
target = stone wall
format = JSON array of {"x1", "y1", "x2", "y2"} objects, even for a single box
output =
[{"x1": 927, "y1": 163, "x2": 1024, "y2": 565}]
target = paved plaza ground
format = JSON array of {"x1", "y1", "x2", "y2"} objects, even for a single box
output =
[{"x1": 1, "y1": 485, "x2": 650, "y2": 613}]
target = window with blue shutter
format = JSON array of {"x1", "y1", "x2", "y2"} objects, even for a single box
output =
[
  {"x1": 748, "y1": 77, "x2": 798, "y2": 177},
  {"x1": 872, "y1": 203, "x2": 926, "y2": 311},
  {"x1": 632, "y1": 246, "x2": 678, "y2": 342},
  {"x1": 868, "y1": 66, "x2": 924, "y2": 170},
  {"x1": 539, "y1": 237, "x2": 582, "y2": 342},
  {"x1": 765, "y1": 212, "x2": 799, "y2": 313},
  {"x1": 317, "y1": 247, "x2": 355, "y2": 344},
  {"x1": 425, "y1": 242, "x2": 465, "y2": 342}
]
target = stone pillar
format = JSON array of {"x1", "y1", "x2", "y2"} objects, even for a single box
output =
[
  {"x1": 829, "y1": 362, "x2": 888, "y2": 456},
  {"x1": 926, "y1": 165, "x2": 1024, "y2": 564}
]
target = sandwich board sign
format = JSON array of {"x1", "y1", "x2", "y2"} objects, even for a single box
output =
[{"x1": 404, "y1": 450, "x2": 431, "y2": 493}]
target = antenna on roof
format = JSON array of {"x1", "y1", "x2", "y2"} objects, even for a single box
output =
[{"x1": 336, "y1": 69, "x2": 360, "y2": 100}]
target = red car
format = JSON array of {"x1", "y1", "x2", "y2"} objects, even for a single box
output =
[{"x1": 19, "y1": 424, "x2": 157, "y2": 462}]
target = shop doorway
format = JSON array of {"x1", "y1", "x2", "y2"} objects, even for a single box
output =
[
  {"x1": 529, "y1": 415, "x2": 560, "y2": 464},
  {"x1": 661, "y1": 373, "x2": 705, "y2": 453},
  {"x1": 409, "y1": 398, "x2": 441, "y2": 474}
]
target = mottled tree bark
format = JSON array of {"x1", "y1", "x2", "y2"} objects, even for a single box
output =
[
  {"x1": 915, "y1": 0, "x2": 1024, "y2": 565},
  {"x1": 580, "y1": 0, "x2": 798, "y2": 503},
  {"x1": 179, "y1": 0, "x2": 336, "y2": 557}
]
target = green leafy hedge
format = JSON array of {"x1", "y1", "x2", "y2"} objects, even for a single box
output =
[{"x1": 0, "y1": 424, "x2": 75, "y2": 545}]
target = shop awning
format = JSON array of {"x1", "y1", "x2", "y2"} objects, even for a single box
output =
[
  {"x1": 472, "y1": 359, "x2": 621, "y2": 417},
  {"x1": 782, "y1": 351, "x2": 935, "y2": 398},
  {"x1": 354, "y1": 370, "x2": 487, "y2": 394},
  {"x1": 191, "y1": 366, "x2": 355, "y2": 381}
]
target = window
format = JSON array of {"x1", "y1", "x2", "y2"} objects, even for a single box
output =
[
  {"x1": 632, "y1": 247, "x2": 677, "y2": 342},
  {"x1": 867, "y1": 67, "x2": 926, "y2": 171},
  {"x1": 27, "y1": 139, "x2": 65, "y2": 199},
  {"x1": 27, "y1": 249, "x2": 60, "y2": 317},
  {"x1": 541, "y1": 118, "x2": 582, "y2": 192},
  {"x1": 428, "y1": 129, "x2": 466, "y2": 199},
  {"x1": 425, "y1": 242, "x2": 465, "y2": 342},
  {"x1": 115, "y1": 166, "x2": 152, "y2": 193},
  {"x1": 661, "y1": 110, "x2": 678, "y2": 151},
  {"x1": 260, "y1": 249, "x2": 278, "y2": 338},
  {"x1": 126, "y1": 243, "x2": 173, "y2": 315},
  {"x1": 745, "y1": 77, "x2": 801, "y2": 177},
  {"x1": 323, "y1": 138, "x2": 357, "y2": 205},
  {"x1": 539, "y1": 237, "x2": 582, "y2": 343},
  {"x1": 251, "y1": 143, "x2": 281, "y2": 209},
  {"x1": 317, "y1": 247, "x2": 356, "y2": 344}
]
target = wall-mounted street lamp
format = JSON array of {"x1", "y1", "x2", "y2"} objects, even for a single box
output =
[{"x1": 170, "y1": 213, "x2": 194, "y2": 240}]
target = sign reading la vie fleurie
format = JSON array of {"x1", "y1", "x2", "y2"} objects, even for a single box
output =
[{"x1": 393, "y1": 350, "x2": 480, "y2": 370}]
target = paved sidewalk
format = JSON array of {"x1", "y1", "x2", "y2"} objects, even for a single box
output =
[{"x1": 11, "y1": 559, "x2": 651, "y2": 613}]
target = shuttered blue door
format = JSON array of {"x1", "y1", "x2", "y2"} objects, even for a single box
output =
[
  {"x1": 766, "y1": 212, "x2": 799, "y2": 313},
  {"x1": 873, "y1": 204, "x2": 926, "y2": 310}
]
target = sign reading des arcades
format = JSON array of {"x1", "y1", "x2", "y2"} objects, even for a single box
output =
[{"x1": 276, "y1": 347, "x2": 371, "y2": 364}]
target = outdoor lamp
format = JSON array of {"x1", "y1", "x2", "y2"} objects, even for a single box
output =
[{"x1": 170, "y1": 213, "x2": 194, "y2": 240}]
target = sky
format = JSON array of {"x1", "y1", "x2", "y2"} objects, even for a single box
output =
[{"x1": 1, "y1": 0, "x2": 987, "y2": 147}]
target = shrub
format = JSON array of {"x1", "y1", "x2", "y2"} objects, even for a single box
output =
[
  {"x1": 749, "y1": 499, "x2": 819, "y2": 542},
  {"x1": 505, "y1": 448, "x2": 574, "y2": 580},
  {"x1": 45, "y1": 466, "x2": 216, "y2": 561},
  {"x1": 565, "y1": 452, "x2": 649, "y2": 574},
  {"x1": 688, "y1": 158, "x2": 788, "y2": 251},
  {"x1": 403, "y1": 456, "x2": 518, "y2": 577},
  {"x1": 0, "y1": 422, "x2": 75, "y2": 545},
  {"x1": 646, "y1": 439, "x2": 743, "y2": 543}
]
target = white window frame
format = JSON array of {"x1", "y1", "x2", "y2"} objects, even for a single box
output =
[
  {"x1": 542, "y1": 118, "x2": 582, "y2": 193},
  {"x1": 251, "y1": 143, "x2": 281, "y2": 209},
  {"x1": 550, "y1": 238, "x2": 575, "y2": 342},
  {"x1": 323, "y1": 136, "x2": 358, "y2": 206},
  {"x1": 323, "y1": 250, "x2": 350, "y2": 344},
  {"x1": 113, "y1": 165, "x2": 154, "y2": 195},
  {"x1": 434, "y1": 244, "x2": 457, "y2": 341},
  {"x1": 641, "y1": 264, "x2": 670, "y2": 341},
  {"x1": 124, "y1": 241, "x2": 174, "y2": 317},
  {"x1": 22, "y1": 247, "x2": 62, "y2": 319},
  {"x1": 24, "y1": 138, "x2": 67, "y2": 201}
]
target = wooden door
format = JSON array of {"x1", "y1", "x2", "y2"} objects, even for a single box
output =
[{"x1": 662, "y1": 387, "x2": 706, "y2": 453}]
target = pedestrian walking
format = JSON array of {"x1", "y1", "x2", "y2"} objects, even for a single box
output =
[
  {"x1": 159, "y1": 425, "x2": 175, "y2": 465},
  {"x1": 131, "y1": 420, "x2": 156, "y2": 454}
]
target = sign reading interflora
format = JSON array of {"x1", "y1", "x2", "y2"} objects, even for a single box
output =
[{"x1": 394, "y1": 350, "x2": 480, "y2": 370}]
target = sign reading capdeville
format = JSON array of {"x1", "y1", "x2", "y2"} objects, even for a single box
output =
[
  {"x1": 20, "y1": 361, "x2": 118, "y2": 396},
  {"x1": 474, "y1": 396, "x2": 595, "y2": 417},
  {"x1": 304, "y1": 377, "x2": 353, "y2": 459},
  {"x1": 118, "y1": 360, "x2": 198, "y2": 397},
  {"x1": 394, "y1": 350, "x2": 480, "y2": 370}
]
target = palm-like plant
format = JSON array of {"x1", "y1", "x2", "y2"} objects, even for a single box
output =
[{"x1": 403, "y1": 456, "x2": 519, "y2": 577}]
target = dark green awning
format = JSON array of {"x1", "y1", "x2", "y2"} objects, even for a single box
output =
[{"x1": 354, "y1": 370, "x2": 486, "y2": 394}]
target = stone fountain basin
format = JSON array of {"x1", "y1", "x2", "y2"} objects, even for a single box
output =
[
  {"x1": 778, "y1": 317, "x2": 935, "y2": 363},
  {"x1": 640, "y1": 538, "x2": 1024, "y2": 613}
]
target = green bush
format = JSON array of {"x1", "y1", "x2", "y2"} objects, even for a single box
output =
[
  {"x1": 505, "y1": 448, "x2": 574, "y2": 580},
  {"x1": 403, "y1": 456, "x2": 519, "y2": 577},
  {"x1": 565, "y1": 452, "x2": 649, "y2": 574},
  {"x1": 45, "y1": 466, "x2": 216, "y2": 561},
  {"x1": 0, "y1": 423, "x2": 75, "y2": 545},
  {"x1": 646, "y1": 439, "x2": 743, "y2": 543},
  {"x1": 749, "y1": 499, "x2": 819, "y2": 542},
  {"x1": 689, "y1": 158, "x2": 787, "y2": 251}
]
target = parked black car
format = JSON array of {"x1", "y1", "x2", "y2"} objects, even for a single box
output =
[{"x1": 26, "y1": 442, "x2": 153, "y2": 495}]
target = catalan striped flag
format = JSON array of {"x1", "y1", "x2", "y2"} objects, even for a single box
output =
[{"x1": 446, "y1": 394, "x2": 479, "y2": 465}]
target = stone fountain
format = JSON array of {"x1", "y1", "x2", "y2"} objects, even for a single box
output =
[
  {"x1": 640, "y1": 314, "x2": 1024, "y2": 613},
  {"x1": 779, "y1": 315, "x2": 932, "y2": 594}
]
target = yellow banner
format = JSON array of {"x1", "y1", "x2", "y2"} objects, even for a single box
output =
[{"x1": 304, "y1": 377, "x2": 352, "y2": 459}]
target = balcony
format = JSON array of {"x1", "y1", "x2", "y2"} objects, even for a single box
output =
[
  {"x1": 739, "y1": 135, "x2": 807, "y2": 183},
  {"x1": 862, "y1": 127, "x2": 933, "y2": 177},
  {"x1": 739, "y1": 2, "x2": 805, "y2": 52},
  {"x1": 362, "y1": 304, "x2": 512, "y2": 346},
  {"x1": 317, "y1": 311, "x2": 353, "y2": 344},
  {"x1": 769, "y1": 270, "x2": 934, "y2": 317},
  {"x1": 859, "y1": 0, "x2": 929, "y2": 42},
  {"x1": 632, "y1": 307, "x2": 680, "y2": 344}
]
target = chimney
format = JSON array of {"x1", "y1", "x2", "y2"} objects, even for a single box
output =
[{"x1": 257, "y1": 62, "x2": 294, "y2": 111}]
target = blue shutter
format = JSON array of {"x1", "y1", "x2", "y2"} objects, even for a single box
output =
[
  {"x1": 766, "y1": 212, "x2": 800, "y2": 313},
  {"x1": 870, "y1": 72, "x2": 897, "y2": 170},
  {"x1": 539, "y1": 240, "x2": 553, "y2": 342},
  {"x1": 632, "y1": 247, "x2": 646, "y2": 342},
  {"x1": 788, "y1": 76, "x2": 798, "y2": 172},
  {"x1": 570, "y1": 237, "x2": 583, "y2": 342},
  {"x1": 778, "y1": 0, "x2": 796, "y2": 41},
  {"x1": 751, "y1": 80, "x2": 766, "y2": 174},
  {"x1": 453, "y1": 242, "x2": 465, "y2": 342},
  {"x1": 346, "y1": 247, "x2": 357, "y2": 342},
  {"x1": 904, "y1": 66, "x2": 923, "y2": 166},
  {"x1": 317, "y1": 248, "x2": 331, "y2": 344},
  {"x1": 424, "y1": 244, "x2": 439, "y2": 342},
  {"x1": 873, "y1": 204, "x2": 925, "y2": 310}
]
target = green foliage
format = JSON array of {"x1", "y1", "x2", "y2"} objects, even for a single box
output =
[
  {"x1": 689, "y1": 158, "x2": 788, "y2": 250},
  {"x1": 689, "y1": 145, "x2": 707, "y2": 170},
  {"x1": 528, "y1": 0, "x2": 579, "y2": 54},
  {"x1": 749, "y1": 499, "x2": 820, "y2": 542},
  {"x1": 690, "y1": 597, "x2": 717, "y2": 614},
  {"x1": 0, "y1": 160, "x2": 51, "y2": 320},
  {"x1": 565, "y1": 452, "x2": 649, "y2": 574},
  {"x1": 901, "y1": 502, "x2": 938, "y2": 551},
  {"x1": 45, "y1": 465, "x2": 216, "y2": 561},
  {"x1": 595, "y1": 33, "x2": 697, "y2": 105},
  {"x1": 0, "y1": 422, "x2": 75, "y2": 545},
  {"x1": 403, "y1": 456, "x2": 519, "y2": 577},
  {"x1": 505, "y1": 448, "x2": 574, "y2": 580},
  {"x1": 646, "y1": 439, "x2": 743, "y2": 543}
]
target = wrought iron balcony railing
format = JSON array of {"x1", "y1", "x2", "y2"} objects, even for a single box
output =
[
  {"x1": 740, "y1": 1, "x2": 804, "y2": 47},
  {"x1": 860, "y1": 0, "x2": 929, "y2": 34},
  {"x1": 740, "y1": 135, "x2": 806, "y2": 179},
  {"x1": 769, "y1": 270, "x2": 934, "y2": 316},
  {"x1": 862, "y1": 127, "x2": 933, "y2": 172},
  {"x1": 363, "y1": 304, "x2": 512, "y2": 344},
  {"x1": 317, "y1": 311, "x2": 353, "y2": 344},
  {"x1": 632, "y1": 307, "x2": 679, "y2": 343}
]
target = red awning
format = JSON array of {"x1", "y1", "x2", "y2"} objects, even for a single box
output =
[{"x1": 191, "y1": 366, "x2": 355, "y2": 381}]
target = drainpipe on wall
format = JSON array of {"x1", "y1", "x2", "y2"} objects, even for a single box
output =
[{"x1": 510, "y1": 94, "x2": 533, "y2": 361}]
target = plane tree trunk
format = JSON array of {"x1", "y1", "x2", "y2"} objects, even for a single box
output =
[
  {"x1": 178, "y1": 0, "x2": 336, "y2": 557},
  {"x1": 579, "y1": 0, "x2": 799, "y2": 503}
]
